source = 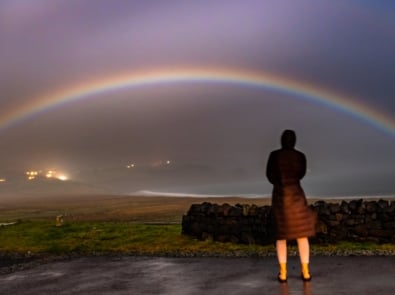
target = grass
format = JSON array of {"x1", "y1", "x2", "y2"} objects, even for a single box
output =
[
  {"x1": 0, "y1": 220, "x2": 274, "y2": 256},
  {"x1": 1, "y1": 195, "x2": 394, "y2": 258},
  {"x1": 1, "y1": 220, "x2": 394, "y2": 257},
  {"x1": 0, "y1": 195, "x2": 272, "y2": 223}
]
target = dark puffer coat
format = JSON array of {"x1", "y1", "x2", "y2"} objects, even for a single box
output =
[{"x1": 266, "y1": 130, "x2": 316, "y2": 240}]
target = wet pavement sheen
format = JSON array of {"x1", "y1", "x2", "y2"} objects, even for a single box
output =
[{"x1": 0, "y1": 256, "x2": 394, "y2": 294}]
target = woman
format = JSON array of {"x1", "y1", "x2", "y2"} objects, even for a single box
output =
[{"x1": 266, "y1": 130, "x2": 316, "y2": 283}]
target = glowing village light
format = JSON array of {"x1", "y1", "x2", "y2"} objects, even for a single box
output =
[
  {"x1": 57, "y1": 175, "x2": 68, "y2": 181},
  {"x1": 45, "y1": 170, "x2": 69, "y2": 181},
  {"x1": 26, "y1": 170, "x2": 39, "y2": 180},
  {"x1": 24, "y1": 169, "x2": 69, "y2": 181}
]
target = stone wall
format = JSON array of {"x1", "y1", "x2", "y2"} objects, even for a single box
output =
[{"x1": 181, "y1": 199, "x2": 395, "y2": 245}]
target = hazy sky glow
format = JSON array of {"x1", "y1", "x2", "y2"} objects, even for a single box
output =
[{"x1": 0, "y1": 0, "x2": 394, "y2": 196}]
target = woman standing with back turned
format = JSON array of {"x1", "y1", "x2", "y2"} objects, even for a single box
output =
[{"x1": 266, "y1": 130, "x2": 316, "y2": 283}]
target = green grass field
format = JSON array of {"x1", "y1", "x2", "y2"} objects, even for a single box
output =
[
  {"x1": 1, "y1": 220, "x2": 394, "y2": 257},
  {"x1": 0, "y1": 220, "x2": 274, "y2": 256},
  {"x1": 0, "y1": 195, "x2": 394, "y2": 257}
]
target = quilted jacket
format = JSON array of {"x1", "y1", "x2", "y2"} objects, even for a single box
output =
[{"x1": 266, "y1": 130, "x2": 316, "y2": 240}]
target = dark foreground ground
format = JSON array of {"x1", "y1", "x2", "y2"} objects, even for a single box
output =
[{"x1": 0, "y1": 256, "x2": 394, "y2": 295}]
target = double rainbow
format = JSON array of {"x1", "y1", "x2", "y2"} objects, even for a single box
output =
[{"x1": 1, "y1": 67, "x2": 394, "y2": 137}]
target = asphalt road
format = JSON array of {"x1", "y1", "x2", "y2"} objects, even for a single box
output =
[{"x1": 0, "y1": 256, "x2": 394, "y2": 294}]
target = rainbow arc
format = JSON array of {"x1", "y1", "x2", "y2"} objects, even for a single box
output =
[{"x1": 1, "y1": 67, "x2": 394, "y2": 137}]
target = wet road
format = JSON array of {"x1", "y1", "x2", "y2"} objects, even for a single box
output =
[{"x1": 0, "y1": 256, "x2": 394, "y2": 294}]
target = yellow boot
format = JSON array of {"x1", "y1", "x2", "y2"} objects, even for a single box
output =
[
  {"x1": 301, "y1": 263, "x2": 312, "y2": 281},
  {"x1": 278, "y1": 263, "x2": 287, "y2": 283}
]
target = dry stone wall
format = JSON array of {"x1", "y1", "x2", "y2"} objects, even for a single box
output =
[{"x1": 181, "y1": 199, "x2": 395, "y2": 244}]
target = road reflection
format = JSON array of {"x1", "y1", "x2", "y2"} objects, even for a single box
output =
[{"x1": 278, "y1": 281, "x2": 312, "y2": 295}]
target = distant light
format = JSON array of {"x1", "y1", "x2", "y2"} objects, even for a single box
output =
[
  {"x1": 26, "y1": 170, "x2": 39, "y2": 176},
  {"x1": 0, "y1": 178, "x2": 6, "y2": 183},
  {"x1": 46, "y1": 170, "x2": 57, "y2": 178},
  {"x1": 166, "y1": 160, "x2": 171, "y2": 165},
  {"x1": 26, "y1": 170, "x2": 39, "y2": 180},
  {"x1": 126, "y1": 163, "x2": 135, "y2": 169},
  {"x1": 57, "y1": 175, "x2": 68, "y2": 181}
]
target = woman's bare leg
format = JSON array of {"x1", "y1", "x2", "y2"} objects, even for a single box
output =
[
  {"x1": 297, "y1": 237, "x2": 311, "y2": 280},
  {"x1": 297, "y1": 237, "x2": 309, "y2": 263},
  {"x1": 276, "y1": 240, "x2": 287, "y2": 282}
]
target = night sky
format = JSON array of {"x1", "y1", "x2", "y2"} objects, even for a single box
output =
[{"x1": 0, "y1": 0, "x2": 394, "y2": 197}]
